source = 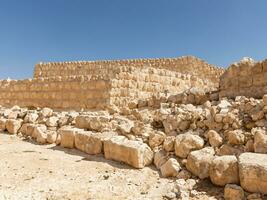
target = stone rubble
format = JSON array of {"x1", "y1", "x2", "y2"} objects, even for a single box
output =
[{"x1": 1, "y1": 91, "x2": 267, "y2": 199}]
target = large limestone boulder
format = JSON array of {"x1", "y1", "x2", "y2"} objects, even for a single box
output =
[
  {"x1": 153, "y1": 150, "x2": 168, "y2": 169},
  {"x1": 175, "y1": 133, "x2": 204, "y2": 158},
  {"x1": 6, "y1": 119, "x2": 22, "y2": 134},
  {"x1": 46, "y1": 116, "x2": 59, "y2": 127},
  {"x1": 160, "y1": 158, "x2": 181, "y2": 177},
  {"x1": 46, "y1": 130, "x2": 58, "y2": 144},
  {"x1": 40, "y1": 107, "x2": 53, "y2": 118},
  {"x1": 253, "y1": 128, "x2": 267, "y2": 153},
  {"x1": 209, "y1": 155, "x2": 239, "y2": 186},
  {"x1": 32, "y1": 125, "x2": 47, "y2": 139},
  {"x1": 35, "y1": 128, "x2": 47, "y2": 144},
  {"x1": 227, "y1": 130, "x2": 245, "y2": 145},
  {"x1": 224, "y1": 184, "x2": 244, "y2": 200},
  {"x1": 24, "y1": 112, "x2": 39, "y2": 123},
  {"x1": 59, "y1": 127, "x2": 78, "y2": 148},
  {"x1": 207, "y1": 130, "x2": 223, "y2": 147},
  {"x1": 148, "y1": 130, "x2": 165, "y2": 149},
  {"x1": 75, "y1": 115, "x2": 110, "y2": 132},
  {"x1": 239, "y1": 153, "x2": 267, "y2": 194},
  {"x1": 0, "y1": 118, "x2": 6, "y2": 131},
  {"x1": 75, "y1": 131, "x2": 115, "y2": 155},
  {"x1": 104, "y1": 135, "x2": 153, "y2": 168},
  {"x1": 186, "y1": 147, "x2": 215, "y2": 179}
]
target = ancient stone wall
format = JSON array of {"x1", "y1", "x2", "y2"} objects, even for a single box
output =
[
  {"x1": 34, "y1": 56, "x2": 224, "y2": 86},
  {"x1": 0, "y1": 76, "x2": 111, "y2": 109},
  {"x1": 0, "y1": 56, "x2": 224, "y2": 109},
  {"x1": 219, "y1": 58, "x2": 267, "y2": 98}
]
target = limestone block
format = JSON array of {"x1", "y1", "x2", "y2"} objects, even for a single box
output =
[
  {"x1": 154, "y1": 149, "x2": 168, "y2": 169},
  {"x1": 253, "y1": 128, "x2": 267, "y2": 153},
  {"x1": 186, "y1": 147, "x2": 215, "y2": 179},
  {"x1": 148, "y1": 130, "x2": 165, "y2": 149},
  {"x1": 24, "y1": 112, "x2": 39, "y2": 123},
  {"x1": 207, "y1": 130, "x2": 223, "y2": 147},
  {"x1": 224, "y1": 184, "x2": 244, "y2": 200},
  {"x1": 40, "y1": 107, "x2": 53, "y2": 117},
  {"x1": 46, "y1": 116, "x2": 58, "y2": 127},
  {"x1": 75, "y1": 131, "x2": 115, "y2": 155},
  {"x1": 163, "y1": 136, "x2": 175, "y2": 152},
  {"x1": 59, "y1": 127, "x2": 78, "y2": 148},
  {"x1": 6, "y1": 119, "x2": 22, "y2": 134},
  {"x1": 239, "y1": 153, "x2": 267, "y2": 194},
  {"x1": 46, "y1": 130, "x2": 58, "y2": 144},
  {"x1": 104, "y1": 135, "x2": 153, "y2": 168},
  {"x1": 32, "y1": 125, "x2": 47, "y2": 139},
  {"x1": 0, "y1": 118, "x2": 6, "y2": 131},
  {"x1": 175, "y1": 133, "x2": 204, "y2": 158},
  {"x1": 209, "y1": 155, "x2": 239, "y2": 186},
  {"x1": 227, "y1": 130, "x2": 245, "y2": 145},
  {"x1": 160, "y1": 158, "x2": 181, "y2": 178}
]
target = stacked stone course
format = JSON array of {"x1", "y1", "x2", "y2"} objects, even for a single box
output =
[{"x1": 0, "y1": 56, "x2": 224, "y2": 109}]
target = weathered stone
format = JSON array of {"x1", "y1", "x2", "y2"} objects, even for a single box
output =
[
  {"x1": 209, "y1": 155, "x2": 239, "y2": 186},
  {"x1": 0, "y1": 118, "x2": 6, "y2": 131},
  {"x1": 253, "y1": 128, "x2": 267, "y2": 153},
  {"x1": 207, "y1": 130, "x2": 223, "y2": 147},
  {"x1": 160, "y1": 158, "x2": 181, "y2": 177},
  {"x1": 46, "y1": 116, "x2": 58, "y2": 127},
  {"x1": 59, "y1": 127, "x2": 78, "y2": 148},
  {"x1": 40, "y1": 107, "x2": 53, "y2": 117},
  {"x1": 32, "y1": 125, "x2": 47, "y2": 139},
  {"x1": 163, "y1": 136, "x2": 175, "y2": 152},
  {"x1": 175, "y1": 133, "x2": 204, "y2": 158},
  {"x1": 148, "y1": 130, "x2": 165, "y2": 149},
  {"x1": 24, "y1": 112, "x2": 38, "y2": 123},
  {"x1": 104, "y1": 135, "x2": 153, "y2": 168},
  {"x1": 36, "y1": 128, "x2": 47, "y2": 144},
  {"x1": 115, "y1": 116, "x2": 134, "y2": 134},
  {"x1": 227, "y1": 130, "x2": 245, "y2": 145},
  {"x1": 46, "y1": 130, "x2": 58, "y2": 144},
  {"x1": 224, "y1": 184, "x2": 244, "y2": 200},
  {"x1": 239, "y1": 153, "x2": 267, "y2": 194},
  {"x1": 6, "y1": 119, "x2": 22, "y2": 134},
  {"x1": 75, "y1": 131, "x2": 115, "y2": 155},
  {"x1": 186, "y1": 147, "x2": 215, "y2": 179},
  {"x1": 153, "y1": 149, "x2": 168, "y2": 169}
]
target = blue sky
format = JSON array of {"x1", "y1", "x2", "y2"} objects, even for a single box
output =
[{"x1": 0, "y1": 0, "x2": 266, "y2": 79}]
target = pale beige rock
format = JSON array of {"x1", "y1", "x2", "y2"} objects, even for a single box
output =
[
  {"x1": 59, "y1": 127, "x2": 78, "y2": 148},
  {"x1": 24, "y1": 112, "x2": 38, "y2": 123},
  {"x1": 115, "y1": 116, "x2": 134, "y2": 134},
  {"x1": 153, "y1": 150, "x2": 168, "y2": 169},
  {"x1": 103, "y1": 135, "x2": 153, "y2": 168},
  {"x1": 8, "y1": 111, "x2": 19, "y2": 119},
  {"x1": 160, "y1": 158, "x2": 181, "y2": 177},
  {"x1": 32, "y1": 125, "x2": 47, "y2": 139},
  {"x1": 175, "y1": 133, "x2": 204, "y2": 158},
  {"x1": 41, "y1": 107, "x2": 53, "y2": 117},
  {"x1": 186, "y1": 147, "x2": 215, "y2": 179},
  {"x1": 148, "y1": 131, "x2": 165, "y2": 149},
  {"x1": 46, "y1": 130, "x2": 58, "y2": 144},
  {"x1": 209, "y1": 155, "x2": 239, "y2": 186},
  {"x1": 228, "y1": 130, "x2": 245, "y2": 145},
  {"x1": 239, "y1": 153, "x2": 267, "y2": 194},
  {"x1": 224, "y1": 184, "x2": 244, "y2": 200},
  {"x1": 207, "y1": 130, "x2": 223, "y2": 147},
  {"x1": 25, "y1": 124, "x2": 37, "y2": 137},
  {"x1": 253, "y1": 128, "x2": 267, "y2": 153},
  {"x1": 163, "y1": 136, "x2": 175, "y2": 152},
  {"x1": 75, "y1": 131, "x2": 115, "y2": 155},
  {"x1": 0, "y1": 118, "x2": 6, "y2": 131},
  {"x1": 6, "y1": 119, "x2": 22, "y2": 134},
  {"x1": 36, "y1": 128, "x2": 47, "y2": 144},
  {"x1": 46, "y1": 116, "x2": 58, "y2": 127}
]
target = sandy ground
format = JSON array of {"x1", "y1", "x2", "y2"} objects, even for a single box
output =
[{"x1": 0, "y1": 133, "x2": 223, "y2": 200}]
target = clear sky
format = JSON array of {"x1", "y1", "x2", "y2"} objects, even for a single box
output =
[{"x1": 0, "y1": 0, "x2": 266, "y2": 79}]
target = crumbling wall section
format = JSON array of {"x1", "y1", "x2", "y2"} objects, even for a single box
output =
[
  {"x1": 34, "y1": 56, "x2": 224, "y2": 87},
  {"x1": 219, "y1": 58, "x2": 267, "y2": 98}
]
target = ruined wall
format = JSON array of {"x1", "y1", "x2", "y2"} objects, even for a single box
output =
[
  {"x1": 34, "y1": 56, "x2": 224, "y2": 87},
  {"x1": 0, "y1": 76, "x2": 111, "y2": 109},
  {"x1": 219, "y1": 58, "x2": 267, "y2": 98},
  {"x1": 0, "y1": 56, "x2": 224, "y2": 109}
]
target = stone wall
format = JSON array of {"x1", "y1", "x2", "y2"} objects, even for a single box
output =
[
  {"x1": 0, "y1": 76, "x2": 111, "y2": 109},
  {"x1": 34, "y1": 56, "x2": 224, "y2": 86},
  {"x1": 219, "y1": 58, "x2": 267, "y2": 98},
  {"x1": 0, "y1": 56, "x2": 224, "y2": 109}
]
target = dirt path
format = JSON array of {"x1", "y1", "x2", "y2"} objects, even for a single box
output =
[{"x1": 0, "y1": 133, "x2": 178, "y2": 200}]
